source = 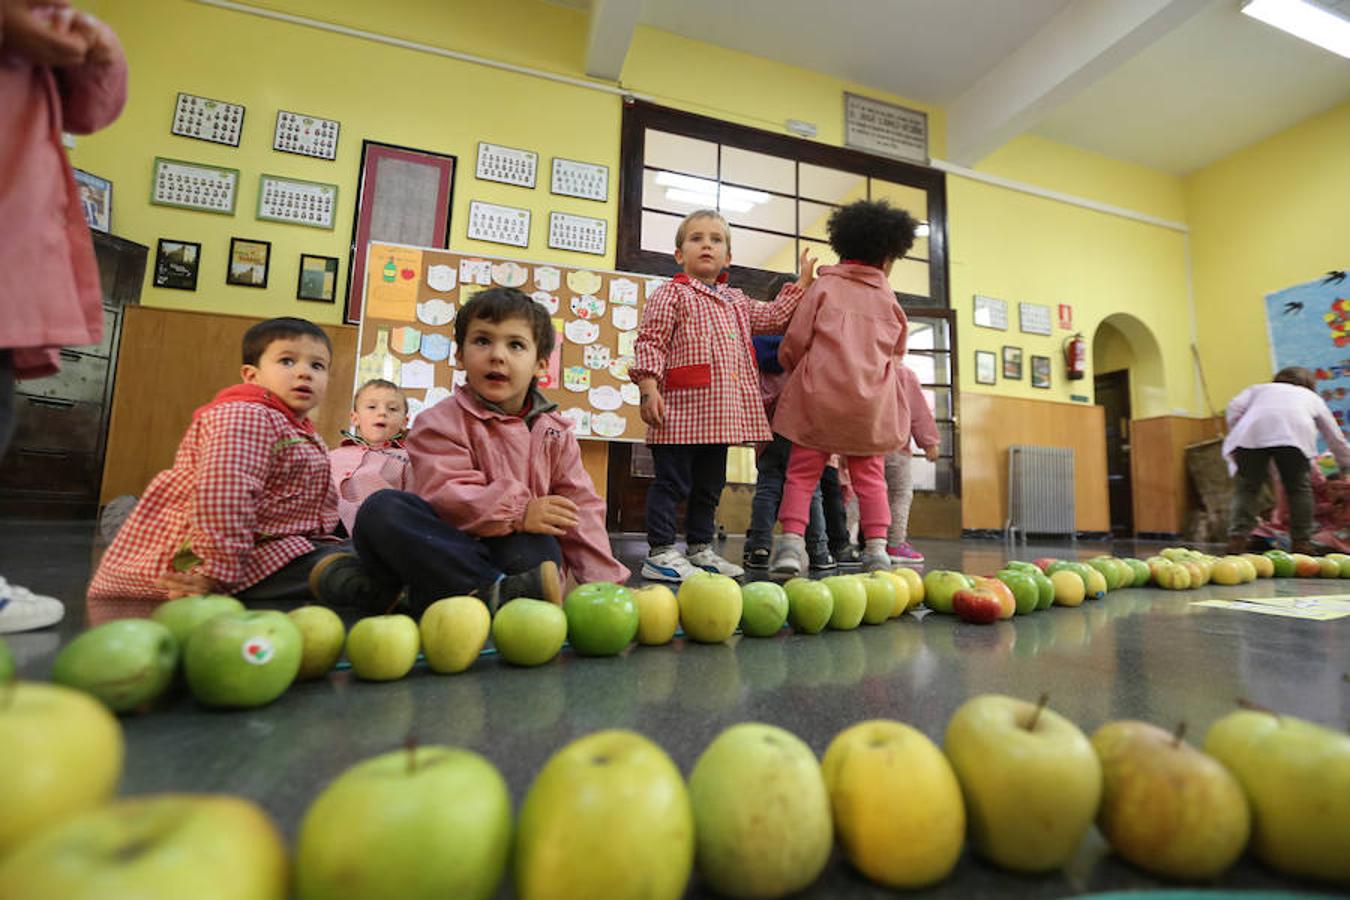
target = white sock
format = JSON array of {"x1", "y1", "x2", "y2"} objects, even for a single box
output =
[
  {"x1": 864, "y1": 537, "x2": 887, "y2": 554},
  {"x1": 779, "y1": 533, "x2": 806, "y2": 551}
]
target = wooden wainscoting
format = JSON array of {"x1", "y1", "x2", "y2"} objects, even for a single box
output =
[
  {"x1": 1131, "y1": 416, "x2": 1224, "y2": 534},
  {"x1": 959, "y1": 393, "x2": 1110, "y2": 533}
]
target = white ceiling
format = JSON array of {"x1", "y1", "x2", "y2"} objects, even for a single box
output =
[{"x1": 561, "y1": 0, "x2": 1350, "y2": 175}]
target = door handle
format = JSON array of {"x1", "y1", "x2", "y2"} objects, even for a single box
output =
[{"x1": 26, "y1": 396, "x2": 76, "y2": 409}]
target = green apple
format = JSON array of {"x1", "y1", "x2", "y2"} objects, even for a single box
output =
[
  {"x1": 1004, "y1": 560, "x2": 1041, "y2": 575},
  {"x1": 677, "y1": 572, "x2": 742, "y2": 644},
  {"x1": 0, "y1": 636, "x2": 12, "y2": 682},
  {"x1": 632, "y1": 584, "x2": 679, "y2": 645},
  {"x1": 1264, "y1": 549, "x2": 1295, "y2": 578},
  {"x1": 0, "y1": 793, "x2": 286, "y2": 900},
  {"x1": 996, "y1": 570, "x2": 1040, "y2": 615},
  {"x1": 739, "y1": 581, "x2": 789, "y2": 637},
  {"x1": 1154, "y1": 562, "x2": 1193, "y2": 590},
  {"x1": 823, "y1": 575, "x2": 867, "y2": 629},
  {"x1": 1204, "y1": 709, "x2": 1350, "y2": 884},
  {"x1": 784, "y1": 578, "x2": 833, "y2": 634},
  {"x1": 419, "y1": 596, "x2": 489, "y2": 674},
  {"x1": 287, "y1": 605, "x2": 346, "y2": 680},
  {"x1": 516, "y1": 729, "x2": 694, "y2": 899},
  {"x1": 564, "y1": 581, "x2": 639, "y2": 655},
  {"x1": 346, "y1": 614, "x2": 420, "y2": 681},
  {"x1": 0, "y1": 681, "x2": 123, "y2": 855},
  {"x1": 51, "y1": 619, "x2": 179, "y2": 713},
  {"x1": 1317, "y1": 556, "x2": 1340, "y2": 578},
  {"x1": 1123, "y1": 558, "x2": 1151, "y2": 587},
  {"x1": 1091, "y1": 720, "x2": 1249, "y2": 881},
  {"x1": 922, "y1": 570, "x2": 970, "y2": 614},
  {"x1": 296, "y1": 746, "x2": 511, "y2": 900},
  {"x1": 689, "y1": 723, "x2": 832, "y2": 897},
  {"x1": 491, "y1": 598, "x2": 566, "y2": 666},
  {"x1": 150, "y1": 594, "x2": 244, "y2": 647},
  {"x1": 1028, "y1": 571, "x2": 1055, "y2": 610},
  {"x1": 1326, "y1": 552, "x2": 1350, "y2": 578},
  {"x1": 184, "y1": 610, "x2": 303, "y2": 706},
  {"x1": 858, "y1": 572, "x2": 897, "y2": 625},
  {"x1": 1087, "y1": 558, "x2": 1125, "y2": 591},
  {"x1": 823, "y1": 719, "x2": 965, "y2": 888},
  {"x1": 944, "y1": 694, "x2": 1102, "y2": 872},
  {"x1": 1161, "y1": 547, "x2": 1190, "y2": 561}
]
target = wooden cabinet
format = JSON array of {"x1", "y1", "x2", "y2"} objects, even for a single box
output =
[{"x1": 0, "y1": 233, "x2": 146, "y2": 518}]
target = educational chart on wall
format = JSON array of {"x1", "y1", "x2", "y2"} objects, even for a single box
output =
[
  {"x1": 356, "y1": 242, "x2": 665, "y2": 441},
  {"x1": 1264, "y1": 269, "x2": 1350, "y2": 435}
]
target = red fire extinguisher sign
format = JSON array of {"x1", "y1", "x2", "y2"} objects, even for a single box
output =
[{"x1": 1064, "y1": 332, "x2": 1087, "y2": 381}]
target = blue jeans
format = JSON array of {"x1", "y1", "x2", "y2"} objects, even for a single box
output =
[
  {"x1": 646, "y1": 443, "x2": 728, "y2": 549},
  {"x1": 746, "y1": 434, "x2": 827, "y2": 556}
]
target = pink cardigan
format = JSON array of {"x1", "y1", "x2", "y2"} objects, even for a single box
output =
[
  {"x1": 772, "y1": 264, "x2": 910, "y2": 456},
  {"x1": 329, "y1": 438, "x2": 411, "y2": 535},
  {"x1": 0, "y1": 20, "x2": 127, "y2": 378},
  {"x1": 899, "y1": 364, "x2": 940, "y2": 451},
  {"x1": 407, "y1": 390, "x2": 630, "y2": 585}
]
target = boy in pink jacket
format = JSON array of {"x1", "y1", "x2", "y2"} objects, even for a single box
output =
[
  {"x1": 772, "y1": 200, "x2": 920, "y2": 574},
  {"x1": 329, "y1": 378, "x2": 411, "y2": 536},
  {"x1": 353, "y1": 288, "x2": 629, "y2": 611}
]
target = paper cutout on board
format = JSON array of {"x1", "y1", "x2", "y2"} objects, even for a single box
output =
[
  {"x1": 400, "y1": 359, "x2": 435, "y2": 389},
  {"x1": 492, "y1": 261, "x2": 528, "y2": 287},
  {"x1": 570, "y1": 294, "x2": 605, "y2": 320},
  {"x1": 423, "y1": 386, "x2": 452, "y2": 409},
  {"x1": 608, "y1": 355, "x2": 633, "y2": 381},
  {"x1": 561, "y1": 407, "x2": 591, "y2": 435},
  {"x1": 611, "y1": 305, "x2": 637, "y2": 331},
  {"x1": 645, "y1": 279, "x2": 665, "y2": 299},
  {"x1": 531, "y1": 291, "x2": 559, "y2": 314},
  {"x1": 534, "y1": 266, "x2": 561, "y2": 291},
  {"x1": 420, "y1": 332, "x2": 451, "y2": 362},
  {"x1": 583, "y1": 344, "x2": 611, "y2": 370},
  {"x1": 563, "y1": 365, "x2": 590, "y2": 392},
  {"x1": 567, "y1": 270, "x2": 602, "y2": 295},
  {"x1": 391, "y1": 326, "x2": 422, "y2": 354},
  {"x1": 460, "y1": 283, "x2": 488, "y2": 303},
  {"x1": 406, "y1": 396, "x2": 424, "y2": 422},
  {"x1": 416, "y1": 299, "x2": 455, "y2": 326},
  {"x1": 451, "y1": 369, "x2": 468, "y2": 390},
  {"x1": 609, "y1": 279, "x2": 638, "y2": 306},
  {"x1": 1265, "y1": 271, "x2": 1350, "y2": 434},
  {"x1": 565, "y1": 319, "x2": 600, "y2": 345},
  {"x1": 621, "y1": 383, "x2": 641, "y2": 406},
  {"x1": 618, "y1": 331, "x2": 637, "y2": 357},
  {"x1": 589, "y1": 385, "x2": 622, "y2": 411},
  {"x1": 538, "y1": 325, "x2": 563, "y2": 390},
  {"x1": 366, "y1": 248, "x2": 421, "y2": 320},
  {"x1": 358, "y1": 344, "x2": 401, "y2": 385},
  {"x1": 460, "y1": 258, "x2": 492, "y2": 285},
  {"x1": 592, "y1": 411, "x2": 626, "y2": 437},
  {"x1": 426, "y1": 264, "x2": 457, "y2": 293},
  {"x1": 448, "y1": 341, "x2": 458, "y2": 364}
]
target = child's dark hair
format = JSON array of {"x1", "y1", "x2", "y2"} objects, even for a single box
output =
[
  {"x1": 827, "y1": 200, "x2": 919, "y2": 267},
  {"x1": 454, "y1": 288, "x2": 555, "y2": 360},
  {"x1": 242, "y1": 317, "x2": 332, "y2": 366},
  {"x1": 1273, "y1": 366, "x2": 1317, "y2": 391},
  {"x1": 354, "y1": 378, "x2": 407, "y2": 412}
]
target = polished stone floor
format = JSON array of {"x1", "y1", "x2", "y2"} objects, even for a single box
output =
[{"x1": 3, "y1": 519, "x2": 1347, "y2": 898}]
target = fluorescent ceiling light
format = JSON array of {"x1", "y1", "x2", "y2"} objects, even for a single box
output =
[
  {"x1": 1241, "y1": 0, "x2": 1350, "y2": 58},
  {"x1": 655, "y1": 171, "x2": 769, "y2": 214}
]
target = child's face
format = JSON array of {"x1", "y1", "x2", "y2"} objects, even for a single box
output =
[
  {"x1": 675, "y1": 216, "x2": 731, "y2": 284},
  {"x1": 350, "y1": 387, "x2": 406, "y2": 443},
  {"x1": 460, "y1": 315, "x2": 547, "y2": 415},
  {"x1": 241, "y1": 335, "x2": 331, "y2": 416}
]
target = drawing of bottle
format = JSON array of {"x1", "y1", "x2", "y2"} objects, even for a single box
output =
[
  {"x1": 382, "y1": 257, "x2": 397, "y2": 283},
  {"x1": 358, "y1": 326, "x2": 402, "y2": 385}
]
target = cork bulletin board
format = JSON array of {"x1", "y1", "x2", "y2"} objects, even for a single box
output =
[{"x1": 356, "y1": 241, "x2": 666, "y2": 442}]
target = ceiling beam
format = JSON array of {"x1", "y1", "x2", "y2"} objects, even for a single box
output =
[
  {"x1": 946, "y1": 0, "x2": 1211, "y2": 166},
  {"x1": 585, "y1": 0, "x2": 643, "y2": 81}
]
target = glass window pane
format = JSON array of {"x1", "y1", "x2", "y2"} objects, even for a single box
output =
[
  {"x1": 721, "y1": 146, "x2": 794, "y2": 194},
  {"x1": 729, "y1": 229, "x2": 795, "y2": 271},
  {"x1": 888, "y1": 257, "x2": 929, "y2": 298},
  {"x1": 631, "y1": 443, "x2": 655, "y2": 477},
  {"x1": 643, "y1": 169, "x2": 719, "y2": 216},
  {"x1": 799, "y1": 238, "x2": 840, "y2": 270},
  {"x1": 912, "y1": 456, "x2": 936, "y2": 491},
  {"x1": 645, "y1": 129, "x2": 717, "y2": 178},
  {"x1": 727, "y1": 446, "x2": 757, "y2": 484},
  {"x1": 640, "y1": 210, "x2": 681, "y2": 255},
  {"x1": 920, "y1": 386, "x2": 952, "y2": 419},
  {"x1": 907, "y1": 316, "x2": 951, "y2": 351},
  {"x1": 869, "y1": 178, "x2": 927, "y2": 221},
  {"x1": 906, "y1": 236, "x2": 929, "y2": 261},
  {"x1": 797, "y1": 200, "x2": 834, "y2": 240},
  {"x1": 722, "y1": 189, "x2": 794, "y2": 234},
  {"x1": 904, "y1": 351, "x2": 951, "y2": 385},
  {"x1": 937, "y1": 421, "x2": 956, "y2": 457},
  {"x1": 800, "y1": 163, "x2": 864, "y2": 204}
]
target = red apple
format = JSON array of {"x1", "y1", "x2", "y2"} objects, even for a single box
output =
[
  {"x1": 400, "y1": 268, "x2": 415, "y2": 280},
  {"x1": 1033, "y1": 557, "x2": 1060, "y2": 573},
  {"x1": 1290, "y1": 554, "x2": 1321, "y2": 578},
  {"x1": 953, "y1": 589, "x2": 1002, "y2": 624},
  {"x1": 974, "y1": 576, "x2": 1016, "y2": 619}
]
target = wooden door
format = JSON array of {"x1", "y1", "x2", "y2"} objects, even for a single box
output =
[{"x1": 1094, "y1": 369, "x2": 1134, "y2": 535}]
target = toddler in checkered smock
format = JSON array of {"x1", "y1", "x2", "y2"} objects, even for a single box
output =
[{"x1": 629, "y1": 209, "x2": 816, "y2": 583}]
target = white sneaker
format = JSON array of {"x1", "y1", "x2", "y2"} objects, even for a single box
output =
[
  {"x1": 0, "y1": 578, "x2": 65, "y2": 634},
  {"x1": 641, "y1": 548, "x2": 699, "y2": 583},
  {"x1": 860, "y1": 546, "x2": 892, "y2": 573},
  {"x1": 685, "y1": 546, "x2": 745, "y2": 578},
  {"x1": 769, "y1": 537, "x2": 807, "y2": 578}
]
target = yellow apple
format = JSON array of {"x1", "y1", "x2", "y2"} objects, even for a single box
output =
[
  {"x1": 1209, "y1": 558, "x2": 1245, "y2": 586},
  {"x1": 893, "y1": 566, "x2": 924, "y2": 610},
  {"x1": 287, "y1": 606, "x2": 346, "y2": 680},
  {"x1": 879, "y1": 570, "x2": 911, "y2": 616},
  {"x1": 419, "y1": 596, "x2": 490, "y2": 674},
  {"x1": 677, "y1": 572, "x2": 742, "y2": 643},
  {"x1": 1050, "y1": 570, "x2": 1085, "y2": 606},
  {"x1": 632, "y1": 584, "x2": 679, "y2": 645},
  {"x1": 347, "y1": 614, "x2": 420, "y2": 681},
  {"x1": 1242, "y1": 553, "x2": 1275, "y2": 578}
]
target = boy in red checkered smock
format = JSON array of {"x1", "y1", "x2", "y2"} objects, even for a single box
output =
[
  {"x1": 630, "y1": 209, "x2": 816, "y2": 582},
  {"x1": 87, "y1": 318, "x2": 389, "y2": 622}
]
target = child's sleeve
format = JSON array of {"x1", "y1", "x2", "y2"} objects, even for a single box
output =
[
  {"x1": 550, "y1": 432, "x2": 631, "y2": 584},
  {"x1": 408, "y1": 419, "x2": 535, "y2": 537},
  {"x1": 1226, "y1": 387, "x2": 1253, "y2": 427},
  {"x1": 903, "y1": 368, "x2": 940, "y2": 450},
  {"x1": 186, "y1": 406, "x2": 274, "y2": 590},
  {"x1": 748, "y1": 281, "x2": 804, "y2": 335},
  {"x1": 54, "y1": 25, "x2": 128, "y2": 134},
  {"x1": 630, "y1": 283, "x2": 679, "y2": 385},
  {"x1": 1312, "y1": 397, "x2": 1350, "y2": 470},
  {"x1": 777, "y1": 283, "x2": 822, "y2": 372}
]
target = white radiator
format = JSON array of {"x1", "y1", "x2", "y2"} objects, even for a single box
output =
[{"x1": 1005, "y1": 445, "x2": 1076, "y2": 539}]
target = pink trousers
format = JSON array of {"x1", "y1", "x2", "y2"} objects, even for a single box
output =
[{"x1": 779, "y1": 445, "x2": 890, "y2": 540}]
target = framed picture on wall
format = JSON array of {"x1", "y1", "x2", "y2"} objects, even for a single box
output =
[
  {"x1": 152, "y1": 239, "x2": 200, "y2": 291},
  {"x1": 297, "y1": 254, "x2": 339, "y2": 303},
  {"x1": 227, "y1": 237, "x2": 271, "y2": 288},
  {"x1": 1031, "y1": 354, "x2": 1052, "y2": 389},
  {"x1": 73, "y1": 168, "x2": 112, "y2": 233},
  {"x1": 975, "y1": 350, "x2": 997, "y2": 385},
  {"x1": 1002, "y1": 345, "x2": 1023, "y2": 380}
]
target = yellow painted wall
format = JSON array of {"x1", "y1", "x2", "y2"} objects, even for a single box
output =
[{"x1": 1186, "y1": 100, "x2": 1350, "y2": 408}]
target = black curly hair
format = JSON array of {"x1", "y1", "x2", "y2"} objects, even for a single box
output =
[{"x1": 827, "y1": 199, "x2": 919, "y2": 268}]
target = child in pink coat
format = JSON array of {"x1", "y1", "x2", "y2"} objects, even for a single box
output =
[
  {"x1": 329, "y1": 378, "x2": 411, "y2": 536},
  {"x1": 772, "y1": 200, "x2": 920, "y2": 574},
  {"x1": 884, "y1": 364, "x2": 941, "y2": 564}
]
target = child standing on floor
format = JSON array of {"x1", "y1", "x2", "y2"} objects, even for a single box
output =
[
  {"x1": 354, "y1": 288, "x2": 628, "y2": 611},
  {"x1": 884, "y1": 364, "x2": 941, "y2": 564},
  {"x1": 772, "y1": 199, "x2": 920, "y2": 574},
  {"x1": 329, "y1": 378, "x2": 411, "y2": 536},
  {"x1": 87, "y1": 318, "x2": 389, "y2": 622},
  {"x1": 632, "y1": 210, "x2": 815, "y2": 582}
]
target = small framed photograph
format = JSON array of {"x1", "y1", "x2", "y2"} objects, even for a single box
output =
[
  {"x1": 153, "y1": 239, "x2": 200, "y2": 291},
  {"x1": 1002, "y1": 345, "x2": 1023, "y2": 380},
  {"x1": 227, "y1": 237, "x2": 271, "y2": 288},
  {"x1": 1031, "y1": 354, "x2": 1052, "y2": 389},
  {"x1": 297, "y1": 254, "x2": 339, "y2": 302},
  {"x1": 73, "y1": 169, "x2": 112, "y2": 233},
  {"x1": 975, "y1": 350, "x2": 997, "y2": 385}
]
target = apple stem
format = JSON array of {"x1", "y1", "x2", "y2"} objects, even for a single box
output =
[
  {"x1": 1172, "y1": 721, "x2": 1187, "y2": 748},
  {"x1": 1025, "y1": 692, "x2": 1050, "y2": 730},
  {"x1": 404, "y1": 735, "x2": 418, "y2": 775},
  {"x1": 383, "y1": 592, "x2": 404, "y2": 617},
  {"x1": 1237, "y1": 697, "x2": 1280, "y2": 721}
]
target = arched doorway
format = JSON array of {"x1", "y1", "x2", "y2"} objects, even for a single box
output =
[{"x1": 1092, "y1": 314, "x2": 1167, "y2": 535}]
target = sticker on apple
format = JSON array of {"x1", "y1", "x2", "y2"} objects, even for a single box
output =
[
  {"x1": 241, "y1": 636, "x2": 274, "y2": 666},
  {"x1": 426, "y1": 264, "x2": 456, "y2": 293}
]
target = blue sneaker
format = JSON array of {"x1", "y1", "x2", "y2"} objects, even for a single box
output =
[{"x1": 641, "y1": 548, "x2": 698, "y2": 583}]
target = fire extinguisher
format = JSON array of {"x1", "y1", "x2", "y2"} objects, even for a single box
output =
[{"x1": 1064, "y1": 332, "x2": 1087, "y2": 380}]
